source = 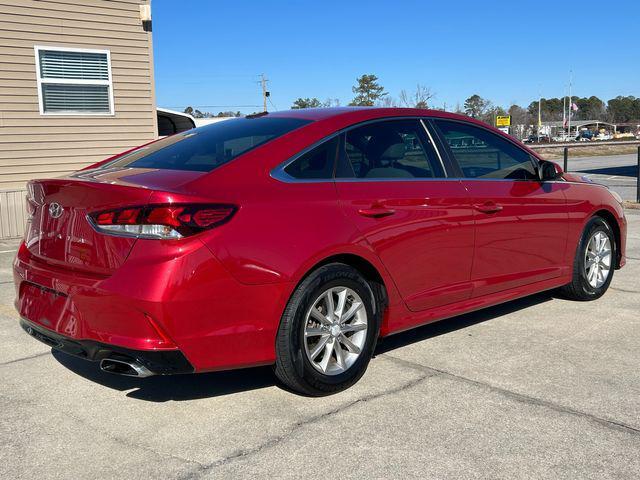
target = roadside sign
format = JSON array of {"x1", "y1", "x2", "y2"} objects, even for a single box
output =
[
  {"x1": 496, "y1": 115, "x2": 511, "y2": 127},
  {"x1": 497, "y1": 126, "x2": 509, "y2": 134}
]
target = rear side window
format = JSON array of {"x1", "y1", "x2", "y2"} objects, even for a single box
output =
[
  {"x1": 337, "y1": 120, "x2": 443, "y2": 179},
  {"x1": 104, "y1": 117, "x2": 311, "y2": 172},
  {"x1": 284, "y1": 137, "x2": 339, "y2": 179},
  {"x1": 434, "y1": 120, "x2": 537, "y2": 180}
]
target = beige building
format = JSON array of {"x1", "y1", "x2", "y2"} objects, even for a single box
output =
[{"x1": 0, "y1": 0, "x2": 157, "y2": 238}]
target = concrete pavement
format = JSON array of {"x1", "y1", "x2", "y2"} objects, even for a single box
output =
[
  {"x1": 1, "y1": 212, "x2": 639, "y2": 479},
  {"x1": 551, "y1": 153, "x2": 639, "y2": 202}
]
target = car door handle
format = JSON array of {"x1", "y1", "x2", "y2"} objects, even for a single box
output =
[
  {"x1": 357, "y1": 206, "x2": 396, "y2": 218},
  {"x1": 474, "y1": 202, "x2": 503, "y2": 214}
]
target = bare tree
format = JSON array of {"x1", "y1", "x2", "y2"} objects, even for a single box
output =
[
  {"x1": 322, "y1": 98, "x2": 341, "y2": 107},
  {"x1": 378, "y1": 96, "x2": 401, "y2": 107},
  {"x1": 399, "y1": 84, "x2": 435, "y2": 108}
]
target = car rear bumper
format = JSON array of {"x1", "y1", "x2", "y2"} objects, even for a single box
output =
[
  {"x1": 14, "y1": 238, "x2": 293, "y2": 372},
  {"x1": 20, "y1": 318, "x2": 194, "y2": 375}
]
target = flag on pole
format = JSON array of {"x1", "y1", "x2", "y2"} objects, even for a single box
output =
[{"x1": 571, "y1": 103, "x2": 579, "y2": 111}]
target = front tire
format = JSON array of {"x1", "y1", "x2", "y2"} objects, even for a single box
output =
[
  {"x1": 560, "y1": 216, "x2": 615, "y2": 301},
  {"x1": 274, "y1": 263, "x2": 380, "y2": 396}
]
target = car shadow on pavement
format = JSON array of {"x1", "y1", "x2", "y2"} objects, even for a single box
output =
[
  {"x1": 52, "y1": 349, "x2": 276, "y2": 402},
  {"x1": 52, "y1": 292, "x2": 554, "y2": 401},
  {"x1": 374, "y1": 292, "x2": 553, "y2": 355}
]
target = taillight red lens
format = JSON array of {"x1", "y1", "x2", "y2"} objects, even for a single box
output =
[
  {"x1": 117, "y1": 208, "x2": 142, "y2": 224},
  {"x1": 96, "y1": 211, "x2": 116, "y2": 225},
  {"x1": 89, "y1": 204, "x2": 236, "y2": 239},
  {"x1": 146, "y1": 207, "x2": 184, "y2": 228},
  {"x1": 192, "y1": 207, "x2": 235, "y2": 227}
]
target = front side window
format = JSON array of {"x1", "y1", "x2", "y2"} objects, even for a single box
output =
[
  {"x1": 284, "y1": 137, "x2": 339, "y2": 179},
  {"x1": 434, "y1": 120, "x2": 537, "y2": 180},
  {"x1": 337, "y1": 120, "x2": 443, "y2": 179},
  {"x1": 98, "y1": 117, "x2": 311, "y2": 172},
  {"x1": 35, "y1": 47, "x2": 113, "y2": 115}
]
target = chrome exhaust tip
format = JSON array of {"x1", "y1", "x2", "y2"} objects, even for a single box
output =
[{"x1": 99, "y1": 358, "x2": 154, "y2": 378}]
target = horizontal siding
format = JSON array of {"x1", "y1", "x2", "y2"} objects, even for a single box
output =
[
  {"x1": 1, "y1": 139, "x2": 150, "y2": 151},
  {"x1": 0, "y1": 12, "x2": 148, "y2": 34},
  {"x1": 1, "y1": 171, "x2": 85, "y2": 189},
  {"x1": 0, "y1": 51, "x2": 151, "y2": 65},
  {"x1": 0, "y1": 125, "x2": 156, "y2": 135},
  {"x1": 0, "y1": 5, "x2": 140, "y2": 26},
  {"x1": 1, "y1": 110, "x2": 154, "y2": 119},
  {"x1": 0, "y1": 117, "x2": 153, "y2": 127},
  {"x1": 0, "y1": 30, "x2": 150, "y2": 49},
  {"x1": 0, "y1": 162, "x2": 99, "y2": 175},
  {"x1": 3, "y1": 85, "x2": 152, "y2": 96},
  {"x1": 2, "y1": 101, "x2": 152, "y2": 112},
  {"x1": 0, "y1": 0, "x2": 156, "y2": 201},
  {"x1": 0, "y1": 1, "x2": 141, "y2": 20},
  {"x1": 0, "y1": 17, "x2": 150, "y2": 41},
  {"x1": 0, "y1": 132, "x2": 156, "y2": 143},
  {"x1": 0, "y1": 147, "x2": 140, "y2": 160}
]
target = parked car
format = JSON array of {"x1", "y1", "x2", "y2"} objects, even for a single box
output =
[
  {"x1": 576, "y1": 129, "x2": 594, "y2": 141},
  {"x1": 594, "y1": 133, "x2": 612, "y2": 141},
  {"x1": 523, "y1": 134, "x2": 551, "y2": 144},
  {"x1": 15, "y1": 108, "x2": 627, "y2": 395}
]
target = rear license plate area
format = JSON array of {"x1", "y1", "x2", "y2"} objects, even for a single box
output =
[{"x1": 19, "y1": 282, "x2": 70, "y2": 332}]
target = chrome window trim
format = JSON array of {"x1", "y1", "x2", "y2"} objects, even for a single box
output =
[
  {"x1": 419, "y1": 118, "x2": 447, "y2": 177},
  {"x1": 270, "y1": 116, "x2": 450, "y2": 184}
]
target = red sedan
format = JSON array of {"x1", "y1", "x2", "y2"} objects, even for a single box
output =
[{"x1": 14, "y1": 108, "x2": 627, "y2": 395}]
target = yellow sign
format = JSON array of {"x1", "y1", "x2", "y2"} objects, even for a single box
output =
[{"x1": 496, "y1": 115, "x2": 511, "y2": 127}]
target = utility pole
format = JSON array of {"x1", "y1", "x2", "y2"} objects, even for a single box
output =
[
  {"x1": 538, "y1": 94, "x2": 542, "y2": 134},
  {"x1": 260, "y1": 73, "x2": 270, "y2": 113},
  {"x1": 568, "y1": 70, "x2": 572, "y2": 140},
  {"x1": 563, "y1": 87, "x2": 567, "y2": 138}
]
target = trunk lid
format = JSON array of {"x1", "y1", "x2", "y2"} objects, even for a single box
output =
[{"x1": 24, "y1": 168, "x2": 208, "y2": 275}]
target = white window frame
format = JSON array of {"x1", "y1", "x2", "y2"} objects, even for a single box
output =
[{"x1": 34, "y1": 45, "x2": 115, "y2": 116}]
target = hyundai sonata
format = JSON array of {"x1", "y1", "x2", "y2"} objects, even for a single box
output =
[{"x1": 15, "y1": 108, "x2": 627, "y2": 395}]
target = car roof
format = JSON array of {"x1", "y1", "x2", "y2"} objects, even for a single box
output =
[
  {"x1": 267, "y1": 106, "x2": 466, "y2": 122},
  {"x1": 266, "y1": 107, "x2": 541, "y2": 160}
]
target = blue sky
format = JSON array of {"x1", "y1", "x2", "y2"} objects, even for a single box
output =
[{"x1": 153, "y1": 0, "x2": 640, "y2": 114}]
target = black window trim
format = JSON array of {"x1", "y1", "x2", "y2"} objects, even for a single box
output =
[
  {"x1": 271, "y1": 116, "x2": 455, "y2": 183},
  {"x1": 99, "y1": 116, "x2": 312, "y2": 174},
  {"x1": 282, "y1": 134, "x2": 341, "y2": 181},
  {"x1": 429, "y1": 117, "x2": 542, "y2": 182}
]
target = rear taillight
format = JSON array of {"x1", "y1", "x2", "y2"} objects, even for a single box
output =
[
  {"x1": 25, "y1": 197, "x2": 37, "y2": 219},
  {"x1": 88, "y1": 204, "x2": 236, "y2": 239}
]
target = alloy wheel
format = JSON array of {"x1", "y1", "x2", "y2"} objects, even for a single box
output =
[
  {"x1": 584, "y1": 231, "x2": 612, "y2": 288},
  {"x1": 303, "y1": 286, "x2": 368, "y2": 376}
]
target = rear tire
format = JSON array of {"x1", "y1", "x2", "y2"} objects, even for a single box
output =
[
  {"x1": 560, "y1": 216, "x2": 615, "y2": 301},
  {"x1": 274, "y1": 263, "x2": 380, "y2": 396}
]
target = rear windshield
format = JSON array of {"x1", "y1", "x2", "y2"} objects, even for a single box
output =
[{"x1": 102, "y1": 116, "x2": 311, "y2": 172}]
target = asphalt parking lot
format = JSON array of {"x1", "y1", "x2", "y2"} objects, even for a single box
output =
[
  {"x1": 1, "y1": 211, "x2": 639, "y2": 480},
  {"x1": 556, "y1": 153, "x2": 639, "y2": 201}
]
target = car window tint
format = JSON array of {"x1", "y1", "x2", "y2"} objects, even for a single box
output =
[
  {"x1": 284, "y1": 137, "x2": 339, "y2": 179},
  {"x1": 434, "y1": 120, "x2": 538, "y2": 180},
  {"x1": 338, "y1": 120, "x2": 442, "y2": 179},
  {"x1": 102, "y1": 117, "x2": 311, "y2": 172}
]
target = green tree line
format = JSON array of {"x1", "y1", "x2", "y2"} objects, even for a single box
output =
[{"x1": 185, "y1": 74, "x2": 640, "y2": 124}]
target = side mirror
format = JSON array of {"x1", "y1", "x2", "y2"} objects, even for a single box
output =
[{"x1": 539, "y1": 161, "x2": 562, "y2": 181}]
